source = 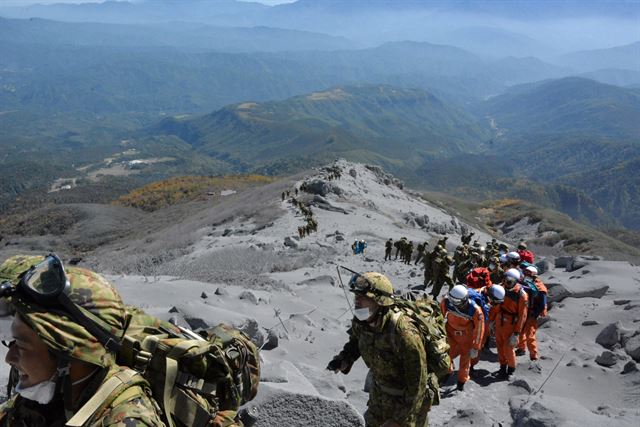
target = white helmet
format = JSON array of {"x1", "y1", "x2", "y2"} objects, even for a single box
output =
[
  {"x1": 504, "y1": 268, "x2": 521, "y2": 289},
  {"x1": 499, "y1": 254, "x2": 508, "y2": 264},
  {"x1": 507, "y1": 251, "x2": 521, "y2": 262},
  {"x1": 449, "y1": 285, "x2": 469, "y2": 307},
  {"x1": 525, "y1": 266, "x2": 538, "y2": 277},
  {"x1": 488, "y1": 284, "x2": 505, "y2": 303}
]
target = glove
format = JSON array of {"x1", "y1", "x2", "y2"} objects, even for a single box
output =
[
  {"x1": 469, "y1": 349, "x2": 479, "y2": 359},
  {"x1": 509, "y1": 334, "x2": 519, "y2": 347},
  {"x1": 326, "y1": 357, "x2": 344, "y2": 372}
]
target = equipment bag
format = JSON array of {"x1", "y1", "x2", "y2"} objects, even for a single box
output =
[
  {"x1": 116, "y1": 307, "x2": 260, "y2": 427},
  {"x1": 467, "y1": 288, "x2": 490, "y2": 320},
  {"x1": 389, "y1": 296, "x2": 451, "y2": 406}
]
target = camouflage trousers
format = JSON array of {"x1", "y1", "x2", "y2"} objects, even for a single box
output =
[{"x1": 364, "y1": 383, "x2": 429, "y2": 427}]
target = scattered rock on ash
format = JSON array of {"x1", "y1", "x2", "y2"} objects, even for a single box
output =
[
  {"x1": 596, "y1": 322, "x2": 624, "y2": 349},
  {"x1": 239, "y1": 290, "x2": 260, "y2": 305},
  {"x1": 595, "y1": 350, "x2": 618, "y2": 367},
  {"x1": 621, "y1": 361, "x2": 638, "y2": 374},
  {"x1": 582, "y1": 320, "x2": 599, "y2": 326}
]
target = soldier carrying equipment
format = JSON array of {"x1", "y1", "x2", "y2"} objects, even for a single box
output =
[
  {"x1": 0, "y1": 254, "x2": 260, "y2": 427},
  {"x1": 329, "y1": 268, "x2": 448, "y2": 427}
]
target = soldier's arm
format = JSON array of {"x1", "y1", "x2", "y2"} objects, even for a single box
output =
[
  {"x1": 394, "y1": 321, "x2": 428, "y2": 425},
  {"x1": 333, "y1": 327, "x2": 361, "y2": 373}
]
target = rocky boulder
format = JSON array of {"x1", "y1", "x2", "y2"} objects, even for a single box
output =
[
  {"x1": 624, "y1": 333, "x2": 640, "y2": 362},
  {"x1": 566, "y1": 256, "x2": 589, "y2": 272},
  {"x1": 510, "y1": 394, "x2": 617, "y2": 427},
  {"x1": 596, "y1": 322, "x2": 625, "y2": 349},
  {"x1": 554, "y1": 256, "x2": 573, "y2": 268},
  {"x1": 246, "y1": 360, "x2": 364, "y2": 427},
  {"x1": 535, "y1": 258, "x2": 550, "y2": 275},
  {"x1": 546, "y1": 283, "x2": 572, "y2": 305},
  {"x1": 284, "y1": 237, "x2": 299, "y2": 248},
  {"x1": 595, "y1": 350, "x2": 618, "y2": 367}
]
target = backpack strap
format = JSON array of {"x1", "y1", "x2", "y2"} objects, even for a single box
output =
[{"x1": 66, "y1": 368, "x2": 139, "y2": 427}]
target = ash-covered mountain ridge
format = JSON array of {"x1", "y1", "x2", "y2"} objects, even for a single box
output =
[{"x1": 1, "y1": 159, "x2": 639, "y2": 426}]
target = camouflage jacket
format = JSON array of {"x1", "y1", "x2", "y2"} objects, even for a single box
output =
[
  {"x1": 0, "y1": 366, "x2": 166, "y2": 427},
  {"x1": 338, "y1": 307, "x2": 428, "y2": 426}
]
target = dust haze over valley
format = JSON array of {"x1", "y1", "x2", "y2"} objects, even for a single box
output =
[{"x1": 1, "y1": 0, "x2": 640, "y2": 426}]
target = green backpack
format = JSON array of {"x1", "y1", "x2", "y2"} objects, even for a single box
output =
[
  {"x1": 390, "y1": 296, "x2": 451, "y2": 407},
  {"x1": 117, "y1": 307, "x2": 260, "y2": 427}
]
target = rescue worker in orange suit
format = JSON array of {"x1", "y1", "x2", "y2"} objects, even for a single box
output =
[
  {"x1": 470, "y1": 285, "x2": 505, "y2": 372},
  {"x1": 517, "y1": 266, "x2": 548, "y2": 361},
  {"x1": 440, "y1": 285, "x2": 484, "y2": 391},
  {"x1": 465, "y1": 266, "x2": 492, "y2": 289},
  {"x1": 516, "y1": 242, "x2": 535, "y2": 264},
  {"x1": 493, "y1": 268, "x2": 528, "y2": 379}
]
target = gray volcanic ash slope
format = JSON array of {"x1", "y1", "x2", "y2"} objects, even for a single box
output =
[{"x1": 1, "y1": 160, "x2": 639, "y2": 425}]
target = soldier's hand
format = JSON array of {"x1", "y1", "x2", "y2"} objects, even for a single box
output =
[{"x1": 469, "y1": 348, "x2": 479, "y2": 359}]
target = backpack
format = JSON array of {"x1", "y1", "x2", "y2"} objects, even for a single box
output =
[
  {"x1": 523, "y1": 278, "x2": 548, "y2": 317},
  {"x1": 466, "y1": 288, "x2": 490, "y2": 321},
  {"x1": 115, "y1": 307, "x2": 260, "y2": 427},
  {"x1": 389, "y1": 296, "x2": 451, "y2": 407}
]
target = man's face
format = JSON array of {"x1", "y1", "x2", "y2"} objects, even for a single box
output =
[
  {"x1": 354, "y1": 294, "x2": 379, "y2": 318},
  {"x1": 5, "y1": 315, "x2": 57, "y2": 388}
]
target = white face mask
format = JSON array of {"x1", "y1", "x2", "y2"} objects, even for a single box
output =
[
  {"x1": 15, "y1": 376, "x2": 57, "y2": 405},
  {"x1": 354, "y1": 307, "x2": 373, "y2": 321}
]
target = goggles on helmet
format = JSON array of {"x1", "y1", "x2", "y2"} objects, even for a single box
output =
[
  {"x1": 348, "y1": 272, "x2": 374, "y2": 294},
  {"x1": 449, "y1": 294, "x2": 467, "y2": 307},
  {"x1": 338, "y1": 266, "x2": 392, "y2": 298},
  {"x1": 0, "y1": 254, "x2": 121, "y2": 353}
]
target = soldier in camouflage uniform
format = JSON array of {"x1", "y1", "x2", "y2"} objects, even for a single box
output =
[
  {"x1": 328, "y1": 272, "x2": 429, "y2": 427},
  {"x1": 429, "y1": 251, "x2": 454, "y2": 299},
  {"x1": 404, "y1": 242, "x2": 414, "y2": 265},
  {"x1": 0, "y1": 255, "x2": 166, "y2": 427}
]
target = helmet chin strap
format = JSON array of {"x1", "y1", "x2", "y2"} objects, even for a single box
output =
[{"x1": 55, "y1": 358, "x2": 76, "y2": 420}]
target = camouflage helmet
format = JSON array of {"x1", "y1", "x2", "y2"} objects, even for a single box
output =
[
  {"x1": 3, "y1": 255, "x2": 127, "y2": 368},
  {"x1": 349, "y1": 272, "x2": 395, "y2": 306},
  {"x1": 0, "y1": 254, "x2": 43, "y2": 284},
  {"x1": 434, "y1": 245, "x2": 443, "y2": 252}
]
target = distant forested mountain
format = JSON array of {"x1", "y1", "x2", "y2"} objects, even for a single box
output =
[
  {"x1": 0, "y1": 34, "x2": 566, "y2": 115},
  {"x1": 432, "y1": 77, "x2": 640, "y2": 230},
  {"x1": 477, "y1": 77, "x2": 640, "y2": 139},
  {"x1": 147, "y1": 85, "x2": 491, "y2": 168},
  {"x1": 0, "y1": 17, "x2": 355, "y2": 52},
  {"x1": 557, "y1": 42, "x2": 640, "y2": 73}
]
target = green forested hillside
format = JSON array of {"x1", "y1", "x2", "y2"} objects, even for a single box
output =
[
  {"x1": 148, "y1": 85, "x2": 492, "y2": 166},
  {"x1": 477, "y1": 77, "x2": 640, "y2": 139},
  {"x1": 464, "y1": 77, "x2": 640, "y2": 230}
]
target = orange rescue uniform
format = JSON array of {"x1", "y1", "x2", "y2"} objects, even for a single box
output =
[
  {"x1": 494, "y1": 283, "x2": 528, "y2": 369},
  {"x1": 440, "y1": 298, "x2": 485, "y2": 384},
  {"x1": 518, "y1": 278, "x2": 548, "y2": 360}
]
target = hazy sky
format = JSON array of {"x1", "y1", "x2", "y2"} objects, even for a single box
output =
[{"x1": 3, "y1": 0, "x2": 296, "y2": 5}]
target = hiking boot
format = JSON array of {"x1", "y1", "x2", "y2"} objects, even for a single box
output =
[
  {"x1": 515, "y1": 349, "x2": 526, "y2": 356},
  {"x1": 507, "y1": 366, "x2": 516, "y2": 377},
  {"x1": 456, "y1": 381, "x2": 465, "y2": 391},
  {"x1": 496, "y1": 364, "x2": 508, "y2": 379},
  {"x1": 469, "y1": 365, "x2": 476, "y2": 375}
]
